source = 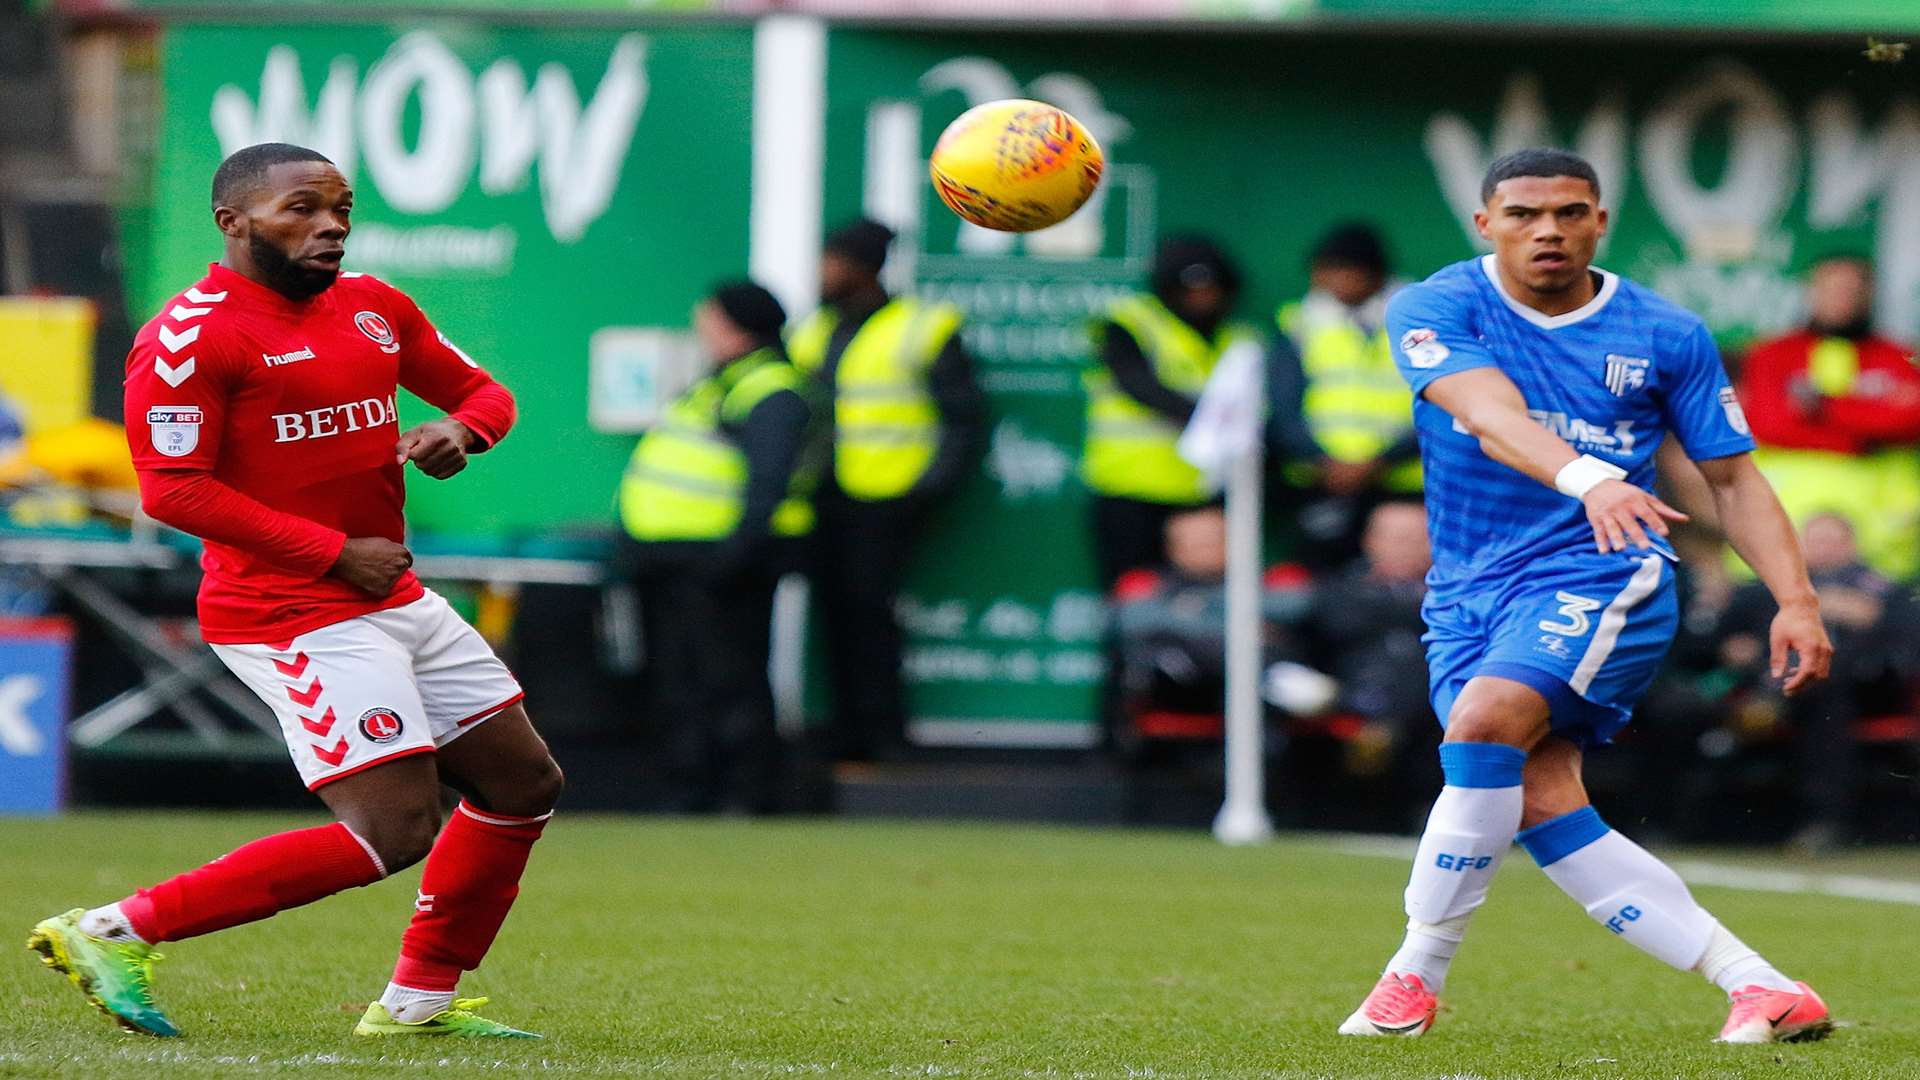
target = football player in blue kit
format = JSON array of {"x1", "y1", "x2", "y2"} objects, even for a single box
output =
[{"x1": 1338, "y1": 149, "x2": 1834, "y2": 1044}]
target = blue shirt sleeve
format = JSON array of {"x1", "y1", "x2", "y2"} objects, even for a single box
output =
[
  {"x1": 1660, "y1": 321, "x2": 1758, "y2": 461},
  {"x1": 1386, "y1": 281, "x2": 1501, "y2": 397}
]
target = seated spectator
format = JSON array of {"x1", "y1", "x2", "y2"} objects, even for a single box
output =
[
  {"x1": 1740, "y1": 255, "x2": 1920, "y2": 578},
  {"x1": 1110, "y1": 507, "x2": 1241, "y2": 717},
  {"x1": 1268, "y1": 501, "x2": 1435, "y2": 792},
  {"x1": 1715, "y1": 513, "x2": 1920, "y2": 851},
  {"x1": 1269, "y1": 224, "x2": 1417, "y2": 569}
]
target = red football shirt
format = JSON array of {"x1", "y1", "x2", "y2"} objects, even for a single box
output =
[{"x1": 123, "y1": 263, "x2": 516, "y2": 644}]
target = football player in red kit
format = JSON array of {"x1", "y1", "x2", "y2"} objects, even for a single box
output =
[{"x1": 27, "y1": 143, "x2": 563, "y2": 1039}]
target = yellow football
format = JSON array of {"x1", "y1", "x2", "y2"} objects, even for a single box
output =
[{"x1": 929, "y1": 99, "x2": 1105, "y2": 233}]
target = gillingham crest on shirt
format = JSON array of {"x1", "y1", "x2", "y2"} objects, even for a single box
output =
[
  {"x1": 1604, "y1": 353, "x2": 1651, "y2": 397},
  {"x1": 355, "y1": 311, "x2": 400, "y2": 354},
  {"x1": 358, "y1": 707, "x2": 405, "y2": 743},
  {"x1": 147, "y1": 406, "x2": 203, "y2": 457}
]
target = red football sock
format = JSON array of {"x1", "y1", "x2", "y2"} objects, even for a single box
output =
[
  {"x1": 120, "y1": 822, "x2": 385, "y2": 943},
  {"x1": 390, "y1": 801, "x2": 549, "y2": 991}
]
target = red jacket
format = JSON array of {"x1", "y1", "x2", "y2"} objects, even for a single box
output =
[{"x1": 1738, "y1": 329, "x2": 1920, "y2": 454}]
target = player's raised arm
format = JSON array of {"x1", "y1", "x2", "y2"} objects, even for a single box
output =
[
  {"x1": 1418, "y1": 363, "x2": 1689, "y2": 554},
  {"x1": 380, "y1": 283, "x2": 517, "y2": 480}
]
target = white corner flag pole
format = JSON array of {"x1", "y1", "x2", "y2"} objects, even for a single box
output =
[
  {"x1": 1177, "y1": 341, "x2": 1275, "y2": 846},
  {"x1": 1214, "y1": 415, "x2": 1273, "y2": 845}
]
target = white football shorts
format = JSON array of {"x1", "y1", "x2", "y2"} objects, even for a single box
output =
[{"x1": 211, "y1": 588, "x2": 524, "y2": 790}]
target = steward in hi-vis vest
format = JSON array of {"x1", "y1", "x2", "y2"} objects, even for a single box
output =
[
  {"x1": 1083, "y1": 234, "x2": 1260, "y2": 589},
  {"x1": 1269, "y1": 223, "x2": 1420, "y2": 569},
  {"x1": 795, "y1": 219, "x2": 986, "y2": 761},
  {"x1": 1736, "y1": 254, "x2": 1920, "y2": 581},
  {"x1": 618, "y1": 281, "x2": 821, "y2": 813}
]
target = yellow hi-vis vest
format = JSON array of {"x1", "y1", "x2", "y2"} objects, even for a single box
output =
[
  {"x1": 1081, "y1": 293, "x2": 1262, "y2": 504},
  {"x1": 619, "y1": 348, "x2": 816, "y2": 542},
  {"x1": 1278, "y1": 297, "x2": 1421, "y2": 493},
  {"x1": 788, "y1": 297, "x2": 963, "y2": 501}
]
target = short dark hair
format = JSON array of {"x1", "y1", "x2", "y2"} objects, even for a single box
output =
[
  {"x1": 1480, "y1": 148, "x2": 1600, "y2": 204},
  {"x1": 211, "y1": 142, "x2": 334, "y2": 211}
]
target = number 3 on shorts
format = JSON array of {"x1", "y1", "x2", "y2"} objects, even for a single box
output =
[{"x1": 1538, "y1": 591, "x2": 1602, "y2": 637}]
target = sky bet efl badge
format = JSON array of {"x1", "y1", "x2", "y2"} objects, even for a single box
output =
[{"x1": 147, "y1": 405, "x2": 203, "y2": 457}]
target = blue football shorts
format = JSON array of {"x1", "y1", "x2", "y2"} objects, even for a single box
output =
[{"x1": 1424, "y1": 550, "x2": 1679, "y2": 748}]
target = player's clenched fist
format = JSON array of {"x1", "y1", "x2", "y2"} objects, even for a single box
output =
[
  {"x1": 395, "y1": 419, "x2": 476, "y2": 479},
  {"x1": 1580, "y1": 478, "x2": 1688, "y2": 553},
  {"x1": 330, "y1": 536, "x2": 413, "y2": 595}
]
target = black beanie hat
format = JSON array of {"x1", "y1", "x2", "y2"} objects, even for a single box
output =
[
  {"x1": 1151, "y1": 234, "x2": 1242, "y2": 297},
  {"x1": 709, "y1": 280, "x2": 788, "y2": 344},
  {"x1": 1311, "y1": 222, "x2": 1390, "y2": 275},
  {"x1": 824, "y1": 218, "x2": 896, "y2": 275}
]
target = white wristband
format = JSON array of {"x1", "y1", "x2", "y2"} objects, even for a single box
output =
[{"x1": 1554, "y1": 454, "x2": 1628, "y2": 499}]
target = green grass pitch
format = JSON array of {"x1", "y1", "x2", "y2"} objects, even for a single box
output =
[{"x1": 4, "y1": 812, "x2": 1918, "y2": 1078}]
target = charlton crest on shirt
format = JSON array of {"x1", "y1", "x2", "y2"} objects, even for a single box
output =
[{"x1": 355, "y1": 311, "x2": 400, "y2": 354}]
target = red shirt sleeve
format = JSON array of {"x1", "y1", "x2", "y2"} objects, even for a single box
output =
[
  {"x1": 124, "y1": 320, "x2": 347, "y2": 576},
  {"x1": 382, "y1": 284, "x2": 517, "y2": 450}
]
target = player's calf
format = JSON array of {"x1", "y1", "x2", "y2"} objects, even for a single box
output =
[{"x1": 1520, "y1": 805, "x2": 1825, "y2": 1041}]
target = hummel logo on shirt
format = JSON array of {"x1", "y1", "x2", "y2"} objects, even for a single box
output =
[{"x1": 263, "y1": 346, "x2": 317, "y2": 368}]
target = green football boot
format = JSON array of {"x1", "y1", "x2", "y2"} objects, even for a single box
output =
[
  {"x1": 26, "y1": 909, "x2": 179, "y2": 1037},
  {"x1": 353, "y1": 997, "x2": 541, "y2": 1038}
]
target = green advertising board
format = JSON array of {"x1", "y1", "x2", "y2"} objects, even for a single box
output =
[
  {"x1": 823, "y1": 29, "x2": 1920, "y2": 744},
  {"x1": 145, "y1": 22, "x2": 755, "y2": 539}
]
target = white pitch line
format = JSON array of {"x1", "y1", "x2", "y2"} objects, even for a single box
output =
[{"x1": 1321, "y1": 834, "x2": 1920, "y2": 907}]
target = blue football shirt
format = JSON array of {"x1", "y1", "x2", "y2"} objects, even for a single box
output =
[{"x1": 1388, "y1": 255, "x2": 1756, "y2": 602}]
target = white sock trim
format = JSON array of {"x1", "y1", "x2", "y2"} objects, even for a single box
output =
[
  {"x1": 456, "y1": 803, "x2": 553, "y2": 827},
  {"x1": 343, "y1": 824, "x2": 389, "y2": 879},
  {"x1": 78, "y1": 903, "x2": 148, "y2": 946},
  {"x1": 1693, "y1": 920, "x2": 1797, "y2": 994},
  {"x1": 379, "y1": 982, "x2": 457, "y2": 1023}
]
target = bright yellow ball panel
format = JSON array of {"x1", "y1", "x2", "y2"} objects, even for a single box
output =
[{"x1": 929, "y1": 98, "x2": 1105, "y2": 234}]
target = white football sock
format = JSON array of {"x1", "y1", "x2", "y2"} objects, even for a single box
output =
[
  {"x1": 1385, "y1": 743, "x2": 1527, "y2": 990},
  {"x1": 379, "y1": 982, "x2": 456, "y2": 1023},
  {"x1": 1520, "y1": 807, "x2": 1717, "y2": 972},
  {"x1": 78, "y1": 903, "x2": 147, "y2": 945},
  {"x1": 1384, "y1": 914, "x2": 1469, "y2": 992},
  {"x1": 1693, "y1": 921, "x2": 1797, "y2": 995}
]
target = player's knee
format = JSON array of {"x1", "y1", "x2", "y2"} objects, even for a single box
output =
[
  {"x1": 477, "y1": 754, "x2": 564, "y2": 818},
  {"x1": 1443, "y1": 698, "x2": 1529, "y2": 747},
  {"x1": 351, "y1": 801, "x2": 442, "y2": 872},
  {"x1": 525, "y1": 755, "x2": 565, "y2": 814}
]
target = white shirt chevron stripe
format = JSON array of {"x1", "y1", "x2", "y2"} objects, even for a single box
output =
[
  {"x1": 183, "y1": 287, "x2": 227, "y2": 304},
  {"x1": 157, "y1": 324, "x2": 201, "y2": 353},
  {"x1": 154, "y1": 356, "x2": 196, "y2": 387},
  {"x1": 169, "y1": 303, "x2": 212, "y2": 322}
]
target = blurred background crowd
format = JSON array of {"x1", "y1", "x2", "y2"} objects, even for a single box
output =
[{"x1": 3, "y1": 0, "x2": 1918, "y2": 852}]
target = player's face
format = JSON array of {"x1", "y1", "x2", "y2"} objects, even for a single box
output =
[
  {"x1": 228, "y1": 161, "x2": 353, "y2": 299},
  {"x1": 1475, "y1": 175, "x2": 1607, "y2": 297}
]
